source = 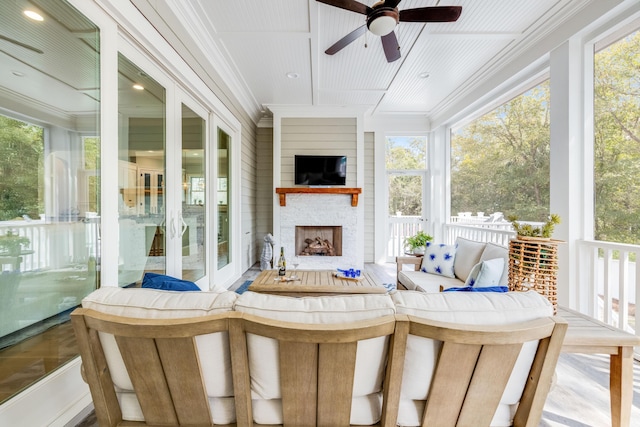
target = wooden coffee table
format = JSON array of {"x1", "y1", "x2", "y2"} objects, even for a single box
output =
[{"x1": 248, "y1": 269, "x2": 387, "y2": 296}]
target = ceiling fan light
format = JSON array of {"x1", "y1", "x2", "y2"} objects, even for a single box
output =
[{"x1": 368, "y1": 15, "x2": 397, "y2": 36}]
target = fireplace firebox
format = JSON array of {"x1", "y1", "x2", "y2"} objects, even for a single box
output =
[{"x1": 295, "y1": 226, "x2": 342, "y2": 256}]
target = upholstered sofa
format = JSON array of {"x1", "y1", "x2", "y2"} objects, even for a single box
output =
[
  {"x1": 73, "y1": 286, "x2": 565, "y2": 427},
  {"x1": 396, "y1": 237, "x2": 510, "y2": 292}
]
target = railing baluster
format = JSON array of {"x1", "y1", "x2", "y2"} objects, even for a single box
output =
[{"x1": 618, "y1": 250, "x2": 629, "y2": 331}]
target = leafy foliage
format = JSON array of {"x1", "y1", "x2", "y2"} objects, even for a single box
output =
[
  {"x1": 0, "y1": 230, "x2": 31, "y2": 255},
  {"x1": 594, "y1": 30, "x2": 640, "y2": 244},
  {"x1": 386, "y1": 137, "x2": 426, "y2": 216},
  {"x1": 508, "y1": 214, "x2": 561, "y2": 238},
  {"x1": 0, "y1": 115, "x2": 44, "y2": 221},
  {"x1": 451, "y1": 82, "x2": 551, "y2": 222},
  {"x1": 404, "y1": 230, "x2": 433, "y2": 250}
]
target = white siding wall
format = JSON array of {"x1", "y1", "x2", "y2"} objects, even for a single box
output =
[
  {"x1": 364, "y1": 131, "x2": 375, "y2": 262},
  {"x1": 280, "y1": 117, "x2": 357, "y2": 186},
  {"x1": 256, "y1": 126, "x2": 274, "y2": 243}
]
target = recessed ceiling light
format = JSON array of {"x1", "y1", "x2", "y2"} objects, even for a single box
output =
[
  {"x1": 24, "y1": 10, "x2": 44, "y2": 21},
  {"x1": 11, "y1": 70, "x2": 25, "y2": 77},
  {"x1": 286, "y1": 72, "x2": 299, "y2": 79},
  {"x1": 132, "y1": 84, "x2": 144, "y2": 90},
  {"x1": 418, "y1": 72, "x2": 430, "y2": 79}
]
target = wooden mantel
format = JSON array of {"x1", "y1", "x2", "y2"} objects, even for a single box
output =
[{"x1": 276, "y1": 187, "x2": 362, "y2": 207}]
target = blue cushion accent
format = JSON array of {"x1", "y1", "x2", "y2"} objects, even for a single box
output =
[
  {"x1": 443, "y1": 286, "x2": 509, "y2": 293},
  {"x1": 141, "y1": 272, "x2": 200, "y2": 291}
]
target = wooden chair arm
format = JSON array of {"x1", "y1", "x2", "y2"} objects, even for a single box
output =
[{"x1": 396, "y1": 256, "x2": 422, "y2": 273}]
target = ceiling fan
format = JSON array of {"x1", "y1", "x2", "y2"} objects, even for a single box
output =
[{"x1": 317, "y1": 0, "x2": 462, "y2": 63}]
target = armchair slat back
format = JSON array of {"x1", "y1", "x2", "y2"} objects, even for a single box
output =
[
  {"x1": 229, "y1": 313, "x2": 398, "y2": 427},
  {"x1": 71, "y1": 308, "x2": 236, "y2": 427},
  {"x1": 382, "y1": 315, "x2": 567, "y2": 427}
]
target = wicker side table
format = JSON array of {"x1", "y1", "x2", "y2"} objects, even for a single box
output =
[{"x1": 508, "y1": 237, "x2": 561, "y2": 313}]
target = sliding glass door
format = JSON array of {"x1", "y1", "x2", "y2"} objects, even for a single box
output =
[
  {"x1": 179, "y1": 100, "x2": 207, "y2": 282},
  {"x1": 117, "y1": 53, "x2": 167, "y2": 286}
]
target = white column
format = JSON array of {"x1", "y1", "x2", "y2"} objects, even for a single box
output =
[{"x1": 549, "y1": 37, "x2": 593, "y2": 309}]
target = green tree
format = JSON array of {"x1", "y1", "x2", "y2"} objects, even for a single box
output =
[
  {"x1": 0, "y1": 115, "x2": 44, "y2": 221},
  {"x1": 594, "y1": 30, "x2": 640, "y2": 243},
  {"x1": 386, "y1": 137, "x2": 426, "y2": 216},
  {"x1": 451, "y1": 82, "x2": 551, "y2": 221}
]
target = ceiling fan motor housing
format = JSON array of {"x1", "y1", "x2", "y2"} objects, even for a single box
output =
[{"x1": 367, "y1": 6, "x2": 399, "y2": 36}]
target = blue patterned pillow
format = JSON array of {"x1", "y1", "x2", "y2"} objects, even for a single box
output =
[{"x1": 421, "y1": 242, "x2": 456, "y2": 278}]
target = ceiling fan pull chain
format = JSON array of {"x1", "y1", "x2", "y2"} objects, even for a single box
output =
[{"x1": 364, "y1": 28, "x2": 368, "y2": 48}]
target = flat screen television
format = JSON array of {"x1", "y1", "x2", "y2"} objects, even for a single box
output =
[{"x1": 294, "y1": 155, "x2": 347, "y2": 186}]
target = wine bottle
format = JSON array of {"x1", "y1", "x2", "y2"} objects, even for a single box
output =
[{"x1": 278, "y1": 246, "x2": 286, "y2": 276}]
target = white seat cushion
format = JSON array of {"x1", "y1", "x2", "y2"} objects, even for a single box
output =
[
  {"x1": 81, "y1": 287, "x2": 239, "y2": 424},
  {"x1": 233, "y1": 292, "x2": 396, "y2": 425},
  {"x1": 397, "y1": 270, "x2": 463, "y2": 292}
]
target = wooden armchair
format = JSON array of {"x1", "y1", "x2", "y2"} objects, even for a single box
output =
[
  {"x1": 382, "y1": 315, "x2": 567, "y2": 427},
  {"x1": 71, "y1": 308, "x2": 239, "y2": 427},
  {"x1": 395, "y1": 256, "x2": 422, "y2": 288},
  {"x1": 229, "y1": 313, "x2": 398, "y2": 427}
]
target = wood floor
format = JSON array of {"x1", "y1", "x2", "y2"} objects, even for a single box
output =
[{"x1": 3, "y1": 263, "x2": 637, "y2": 426}]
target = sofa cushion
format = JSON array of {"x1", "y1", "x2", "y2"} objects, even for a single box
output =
[
  {"x1": 420, "y1": 242, "x2": 456, "y2": 278},
  {"x1": 397, "y1": 270, "x2": 463, "y2": 292},
  {"x1": 464, "y1": 257, "x2": 504, "y2": 288},
  {"x1": 390, "y1": 290, "x2": 553, "y2": 427},
  {"x1": 453, "y1": 237, "x2": 486, "y2": 282},
  {"x1": 233, "y1": 292, "x2": 396, "y2": 425},
  {"x1": 480, "y1": 242, "x2": 510, "y2": 287},
  {"x1": 81, "y1": 287, "x2": 239, "y2": 424}
]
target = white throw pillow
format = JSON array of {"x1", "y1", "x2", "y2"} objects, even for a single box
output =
[
  {"x1": 464, "y1": 258, "x2": 505, "y2": 288},
  {"x1": 421, "y1": 242, "x2": 456, "y2": 278},
  {"x1": 453, "y1": 238, "x2": 486, "y2": 281}
]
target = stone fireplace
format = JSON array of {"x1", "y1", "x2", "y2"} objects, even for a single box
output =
[
  {"x1": 276, "y1": 191, "x2": 362, "y2": 270},
  {"x1": 295, "y1": 226, "x2": 342, "y2": 256}
]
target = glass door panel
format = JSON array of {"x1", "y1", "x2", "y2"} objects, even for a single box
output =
[
  {"x1": 117, "y1": 54, "x2": 166, "y2": 286},
  {"x1": 217, "y1": 128, "x2": 230, "y2": 269},
  {"x1": 387, "y1": 173, "x2": 426, "y2": 260},
  {"x1": 181, "y1": 104, "x2": 206, "y2": 281}
]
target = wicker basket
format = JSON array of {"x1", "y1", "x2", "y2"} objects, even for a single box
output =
[{"x1": 508, "y1": 237, "x2": 561, "y2": 313}]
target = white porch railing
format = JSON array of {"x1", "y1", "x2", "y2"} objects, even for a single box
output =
[
  {"x1": 444, "y1": 223, "x2": 516, "y2": 247},
  {"x1": 387, "y1": 216, "x2": 424, "y2": 259},
  {"x1": 576, "y1": 240, "x2": 639, "y2": 337},
  {"x1": 0, "y1": 219, "x2": 99, "y2": 272}
]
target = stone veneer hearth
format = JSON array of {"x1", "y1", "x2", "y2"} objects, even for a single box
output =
[{"x1": 277, "y1": 193, "x2": 361, "y2": 270}]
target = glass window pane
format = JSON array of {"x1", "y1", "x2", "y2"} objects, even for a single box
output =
[
  {"x1": 217, "y1": 128, "x2": 230, "y2": 269},
  {"x1": 450, "y1": 81, "x2": 551, "y2": 222},
  {"x1": 386, "y1": 136, "x2": 426, "y2": 170},
  {"x1": 0, "y1": 0, "x2": 99, "y2": 403},
  {"x1": 594, "y1": 29, "x2": 640, "y2": 244},
  {"x1": 117, "y1": 54, "x2": 166, "y2": 286},
  {"x1": 182, "y1": 104, "x2": 205, "y2": 280}
]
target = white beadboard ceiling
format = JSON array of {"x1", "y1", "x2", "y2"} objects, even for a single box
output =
[
  {"x1": 166, "y1": 0, "x2": 598, "y2": 120},
  {"x1": 0, "y1": 0, "x2": 625, "y2": 126}
]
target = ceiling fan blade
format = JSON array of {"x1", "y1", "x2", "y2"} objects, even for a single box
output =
[
  {"x1": 399, "y1": 6, "x2": 462, "y2": 23},
  {"x1": 381, "y1": 31, "x2": 401, "y2": 63},
  {"x1": 383, "y1": 0, "x2": 402, "y2": 8},
  {"x1": 325, "y1": 25, "x2": 367, "y2": 55},
  {"x1": 316, "y1": 0, "x2": 372, "y2": 15}
]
